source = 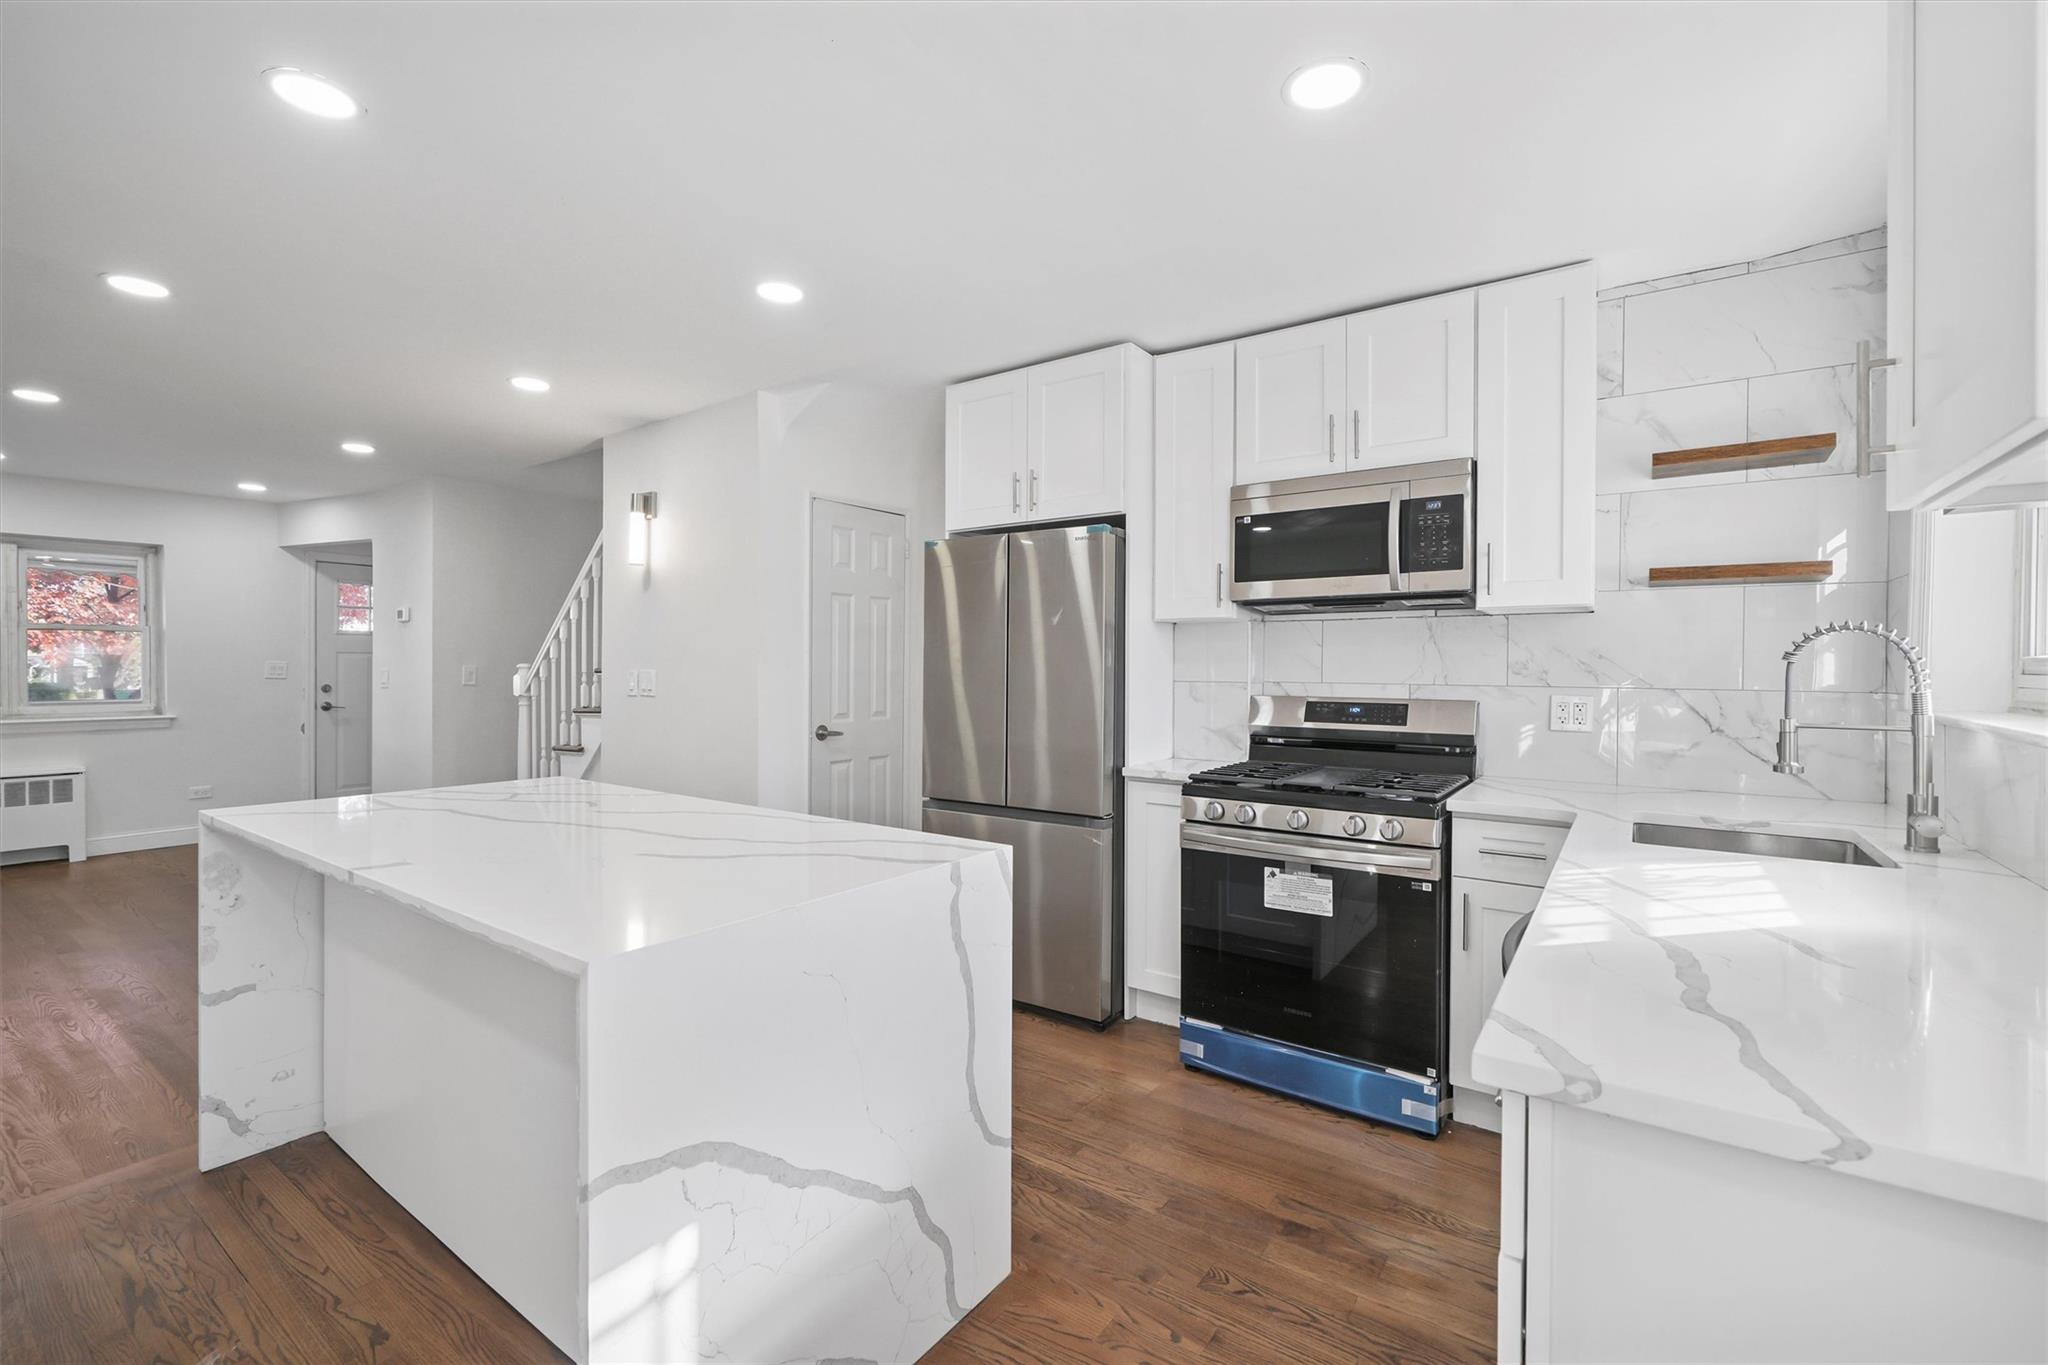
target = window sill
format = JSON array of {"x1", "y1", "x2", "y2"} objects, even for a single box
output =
[
  {"x1": 1937, "y1": 712, "x2": 2048, "y2": 750},
  {"x1": 0, "y1": 713, "x2": 177, "y2": 734}
]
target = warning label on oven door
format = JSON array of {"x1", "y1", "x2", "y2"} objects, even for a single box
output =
[{"x1": 1263, "y1": 868, "x2": 1335, "y2": 917}]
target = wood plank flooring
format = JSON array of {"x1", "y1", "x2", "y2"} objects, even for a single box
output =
[{"x1": 3, "y1": 846, "x2": 1499, "y2": 1363}]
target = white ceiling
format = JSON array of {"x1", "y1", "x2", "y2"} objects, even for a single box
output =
[{"x1": 0, "y1": 0, "x2": 1885, "y2": 503}]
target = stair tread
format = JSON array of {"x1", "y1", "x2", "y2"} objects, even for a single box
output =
[
  {"x1": 571, "y1": 707, "x2": 602, "y2": 715},
  {"x1": 552, "y1": 744, "x2": 586, "y2": 753}
]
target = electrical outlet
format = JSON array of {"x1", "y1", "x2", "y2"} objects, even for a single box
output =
[
  {"x1": 638, "y1": 668, "x2": 657, "y2": 697},
  {"x1": 262, "y1": 660, "x2": 288, "y2": 680},
  {"x1": 461, "y1": 664, "x2": 478, "y2": 687},
  {"x1": 188, "y1": 785, "x2": 213, "y2": 800},
  {"x1": 1549, "y1": 694, "x2": 1595, "y2": 733}
]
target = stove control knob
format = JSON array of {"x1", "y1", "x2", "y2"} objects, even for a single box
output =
[
  {"x1": 1202, "y1": 800, "x2": 1226, "y2": 821},
  {"x1": 1235, "y1": 804, "x2": 1259, "y2": 825},
  {"x1": 1379, "y1": 818, "x2": 1406, "y2": 841},
  {"x1": 1341, "y1": 815, "x2": 1369, "y2": 838},
  {"x1": 1286, "y1": 809, "x2": 1310, "y2": 831}
]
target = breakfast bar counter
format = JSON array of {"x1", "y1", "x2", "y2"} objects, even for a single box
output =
[{"x1": 197, "y1": 777, "x2": 1012, "y2": 1364}]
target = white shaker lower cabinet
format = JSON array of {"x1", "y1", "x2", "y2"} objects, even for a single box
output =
[
  {"x1": 1153, "y1": 342, "x2": 1240, "y2": 622},
  {"x1": 1447, "y1": 876, "x2": 1542, "y2": 1129},
  {"x1": 1497, "y1": 1092, "x2": 2046, "y2": 1365},
  {"x1": 1475, "y1": 263, "x2": 1595, "y2": 613},
  {"x1": 1122, "y1": 776, "x2": 1183, "y2": 1024}
]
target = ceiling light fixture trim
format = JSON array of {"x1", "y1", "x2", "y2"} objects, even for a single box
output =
[
  {"x1": 264, "y1": 67, "x2": 362, "y2": 120},
  {"x1": 1284, "y1": 59, "x2": 1368, "y2": 111},
  {"x1": 103, "y1": 274, "x2": 172, "y2": 299}
]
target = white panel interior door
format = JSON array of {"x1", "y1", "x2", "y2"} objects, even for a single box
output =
[
  {"x1": 809, "y1": 500, "x2": 908, "y2": 825},
  {"x1": 945, "y1": 371, "x2": 1028, "y2": 530},
  {"x1": 1233, "y1": 317, "x2": 1346, "y2": 483},
  {"x1": 315, "y1": 559, "x2": 373, "y2": 798},
  {"x1": 1346, "y1": 290, "x2": 1475, "y2": 468}
]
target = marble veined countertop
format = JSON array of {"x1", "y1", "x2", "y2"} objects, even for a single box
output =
[
  {"x1": 201, "y1": 777, "x2": 1002, "y2": 974},
  {"x1": 1124, "y1": 756, "x2": 1223, "y2": 783},
  {"x1": 1460, "y1": 778, "x2": 2048, "y2": 1222}
]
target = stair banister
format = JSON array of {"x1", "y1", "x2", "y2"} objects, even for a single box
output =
[{"x1": 514, "y1": 534, "x2": 603, "y2": 778}]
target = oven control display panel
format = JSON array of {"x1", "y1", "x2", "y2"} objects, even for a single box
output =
[
  {"x1": 1402, "y1": 494, "x2": 1466, "y2": 572},
  {"x1": 1305, "y1": 700, "x2": 1409, "y2": 726}
]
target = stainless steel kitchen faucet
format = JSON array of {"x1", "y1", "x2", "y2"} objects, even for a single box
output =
[{"x1": 1773, "y1": 621, "x2": 1941, "y2": 853}]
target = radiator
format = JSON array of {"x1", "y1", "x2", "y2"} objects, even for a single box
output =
[{"x1": 1, "y1": 769, "x2": 87, "y2": 863}]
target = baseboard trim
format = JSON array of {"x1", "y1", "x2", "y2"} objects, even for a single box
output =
[
  {"x1": 1124, "y1": 986, "x2": 1180, "y2": 1027},
  {"x1": 86, "y1": 826, "x2": 199, "y2": 857}
]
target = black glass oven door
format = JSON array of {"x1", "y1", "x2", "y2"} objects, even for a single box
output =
[{"x1": 1179, "y1": 827, "x2": 1444, "y2": 1079}]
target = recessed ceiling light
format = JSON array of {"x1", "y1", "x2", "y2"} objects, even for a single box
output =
[
  {"x1": 264, "y1": 67, "x2": 361, "y2": 120},
  {"x1": 510, "y1": 375, "x2": 551, "y2": 393},
  {"x1": 1284, "y1": 59, "x2": 1367, "y2": 111},
  {"x1": 10, "y1": 388, "x2": 59, "y2": 404},
  {"x1": 340, "y1": 441, "x2": 375, "y2": 455},
  {"x1": 755, "y1": 281, "x2": 804, "y2": 304},
  {"x1": 237, "y1": 481, "x2": 268, "y2": 493},
  {"x1": 103, "y1": 273, "x2": 171, "y2": 299}
]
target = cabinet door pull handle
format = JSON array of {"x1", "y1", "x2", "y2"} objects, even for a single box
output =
[
  {"x1": 1352, "y1": 409, "x2": 1361, "y2": 459},
  {"x1": 1215, "y1": 561, "x2": 1224, "y2": 607},
  {"x1": 1855, "y1": 340, "x2": 1899, "y2": 476},
  {"x1": 1012, "y1": 472, "x2": 1021, "y2": 513},
  {"x1": 1327, "y1": 414, "x2": 1337, "y2": 462},
  {"x1": 1030, "y1": 469, "x2": 1040, "y2": 510},
  {"x1": 1478, "y1": 845, "x2": 1551, "y2": 861},
  {"x1": 1461, "y1": 891, "x2": 1471, "y2": 952},
  {"x1": 1485, "y1": 541, "x2": 1495, "y2": 596}
]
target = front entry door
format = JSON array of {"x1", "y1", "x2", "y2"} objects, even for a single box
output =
[
  {"x1": 808, "y1": 500, "x2": 907, "y2": 825},
  {"x1": 315, "y1": 559, "x2": 374, "y2": 798}
]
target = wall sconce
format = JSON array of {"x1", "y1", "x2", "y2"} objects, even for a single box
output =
[{"x1": 627, "y1": 491, "x2": 657, "y2": 567}]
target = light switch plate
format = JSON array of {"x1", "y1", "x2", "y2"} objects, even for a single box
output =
[
  {"x1": 378, "y1": 668, "x2": 391, "y2": 688},
  {"x1": 262, "y1": 660, "x2": 288, "y2": 680},
  {"x1": 461, "y1": 664, "x2": 477, "y2": 687},
  {"x1": 187, "y1": 785, "x2": 213, "y2": 800},
  {"x1": 624, "y1": 671, "x2": 639, "y2": 698},
  {"x1": 1549, "y1": 694, "x2": 1594, "y2": 733},
  {"x1": 638, "y1": 668, "x2": 657, "y2": 697}
]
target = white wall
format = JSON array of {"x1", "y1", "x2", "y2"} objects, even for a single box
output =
[
  {"x1": 0, "y1": 473, "x2": 306, "y2": 851},
  {"x1": 1171, "y1": 229, "x2": 1904, "y2": 803},
  {"x1": 601, "y1": 382, "x2": 945, "y2": 822},
  {"x1": 430, "y1": 480, "x2": 599, "y2": 785},
  {"x1": 601, "y1": 393, "x2": 765, "y2": 804}
]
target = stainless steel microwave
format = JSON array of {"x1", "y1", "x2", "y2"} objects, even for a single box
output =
[{"x1": 1228, "y1": 458, "x2": 1475, "y2": 614}]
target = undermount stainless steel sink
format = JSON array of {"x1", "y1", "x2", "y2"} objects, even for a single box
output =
[{"x1": 1631, "y1": 822, "x2": 1897, "y2": 869}]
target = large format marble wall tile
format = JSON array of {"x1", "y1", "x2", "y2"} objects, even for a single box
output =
[
  {"x1": 1507, "y1": 587, "x2": 1743, "y2": 690},
  {"x1": 1414, "y1": 685, "x2": 1621, "y2": 785},
  {"x1": 583, "y1": 852, "x2": 1012, "y2": 1365},
  {"x1": 1260, "y1": 620, "x2": 1323, "y2": 684},
  {"x1": 1618, "y1": 689, "x2": 1888, "y2": 801},
  {"x1": 1747, "y1": 227, "x2": 1886, "y2": 273},
  {"x1": 1742, "y1": 581, "x2": 1891, "y2": 692},
  {"x1": 1172, "y1": 680, "x2": 1250, "y2": 759},
  {"x1": 1321, "y1": 615, "x2": 1509, "y2": 687},
  {"x1": 1623, "y1": 250, "x2": 1885, "y2": 393},
  {"x1": 1939, "y1": 724, "x2": 2048, "y2": 887},
  {"x1": 197, "y1": 827, "x2": 326, "y2": 1170},
  {"x1": 1594, "y1": 496, "x2": 1622, "y2": 591},
  {"x1": 1596, "y1": 380, "x2": 1748, "y2": 494},
  {"x1": 1747, "y1": 364, "x2": 1863, "y2": 481},
  {"x1": 1172, "y1": 621, "x2": 1250, "y2": 683},
  {"x1": 1617, "y1": 473, "x2": 1889, "y2": 587},
  {"x1": 1596, "y1": 298, "x2": 1624, "y2": 398}
]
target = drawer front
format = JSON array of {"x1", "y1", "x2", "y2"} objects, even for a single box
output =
[{"x1": 1453, "y1": 817, "x2": 1568, "y2": 887}]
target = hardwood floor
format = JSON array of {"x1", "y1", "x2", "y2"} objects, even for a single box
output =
[{"x1": 2, "y1": 847, "x2": 1499, "y2": 1363}]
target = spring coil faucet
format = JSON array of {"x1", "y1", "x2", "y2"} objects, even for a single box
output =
[{"x1": 1773, "y1": 620, "x2": 1941, "y2": 853}]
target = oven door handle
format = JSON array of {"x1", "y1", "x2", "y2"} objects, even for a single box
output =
[{"x1": 1180, "y1": 826, "x2": 1440, "y2": 879}]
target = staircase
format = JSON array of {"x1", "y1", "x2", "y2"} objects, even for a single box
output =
[{"x1": 515, "y1": 534, "x2": 603, "y2": 779}]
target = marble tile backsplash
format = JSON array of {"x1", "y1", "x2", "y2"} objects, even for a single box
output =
[
  {"x1": 1169, "y1": 229, "x2": 1904, "y2": 803},
  {"x1": 1936, "y1": 722, "x2": 2048, "y2": 887}
]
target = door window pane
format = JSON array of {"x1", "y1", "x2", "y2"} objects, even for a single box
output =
[{"x1": 337, "y1": 581, "x2": 373, "y2": 633}]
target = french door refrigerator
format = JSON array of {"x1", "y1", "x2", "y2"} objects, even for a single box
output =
[{"x1": 922, "y1": 526, "x2": 1123, "y2": 1026}]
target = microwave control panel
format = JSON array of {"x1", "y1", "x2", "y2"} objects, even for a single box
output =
[{"x1": 1402, "y1": 495, "x2": 1466, "y2": 571}]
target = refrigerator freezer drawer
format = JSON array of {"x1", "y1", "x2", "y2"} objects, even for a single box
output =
[{"x1": 923, "y1": 804, "x2": 1119, "y2": 1024}]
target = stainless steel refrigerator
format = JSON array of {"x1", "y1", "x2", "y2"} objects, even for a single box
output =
[{"x1": 922, "y1": 526, "x2": 1123, "y2": 1025}]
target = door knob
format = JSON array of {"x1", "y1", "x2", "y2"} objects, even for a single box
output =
[
  {"x1": 320, "y1": 701, "x2": 344, "y2": 711},
  {"x1": 814, "y1": 724, "x2": 843, "y2": 741}
]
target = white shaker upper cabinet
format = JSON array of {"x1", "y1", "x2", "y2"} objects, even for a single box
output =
[
  {"x1": 1884, "y1": 0, "x2": 2047, "y2": 511},
  {"x1": 1475, "y1": 263, "x2": 1596, "y2": 614},
  {"x1": 1026, "y1": 345, "x2": 1130, "y2": 524},
  {"x1": 945, "y1": 370, "x2": 1029, "y2": 531},
  {"x1": 1345, "y1": 290, "x2": 1476, "y2": 470},
  {"x1": 1233, "y1": 317, "x2": 1346, "y2": 484},
  {"x1": 1153, "y1": 342, "x2": 1240, "y2": 622}
]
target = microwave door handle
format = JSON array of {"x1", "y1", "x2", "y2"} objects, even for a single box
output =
[{"x1": 1385, "y1": 488, "x2": 1404, "y2": 592}]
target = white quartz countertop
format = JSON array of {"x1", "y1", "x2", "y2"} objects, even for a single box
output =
[
  {"x1": 1459, "y1": 778, "x2": 2048, "y2": 1222},
  {"x1": 201, "y1": 777, "x2": 1003, "y2": 974},
  {"x1": 1124, "y1": 756, "x2": 1220, "y2": 783}
]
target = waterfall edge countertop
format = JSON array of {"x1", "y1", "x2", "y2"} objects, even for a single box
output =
[
  {"x1": 200, "y1": 776, "x2": 1003, "y2": 974},
  {"x1": 1460, "y1": 778, "x2": 2048, "y2": 1223}
]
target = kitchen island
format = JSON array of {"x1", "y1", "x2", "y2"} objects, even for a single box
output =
[
  {"x1": 197, "y1": 777, "x2": 1012, "y2": 1365},
  {"x1": 1460, "y1": 779, "x2": 2046, "y2": 1364}
]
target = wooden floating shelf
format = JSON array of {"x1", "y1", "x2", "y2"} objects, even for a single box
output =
[
  {"x1": 1648, "y1": 561, "x2": 1834, "y2": 586},
  {"x1": 1651, "y1": 432, "x2": 1836, "y2": 479}
]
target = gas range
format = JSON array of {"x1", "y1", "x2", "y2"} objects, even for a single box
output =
[{"x1": 1179, "y1": 698, "x2": 1477, "y2": 850}]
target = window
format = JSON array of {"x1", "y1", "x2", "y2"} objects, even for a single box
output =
[
  {"x1": 2018, "y1": 505, "x2": 2048, "y2": 710},
  {"x1": 336, "y1": 580, "x2": 373, "y2": 633},
  {"x1": 1, "y1": 537, "x2": 164, "y2": 720}
]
